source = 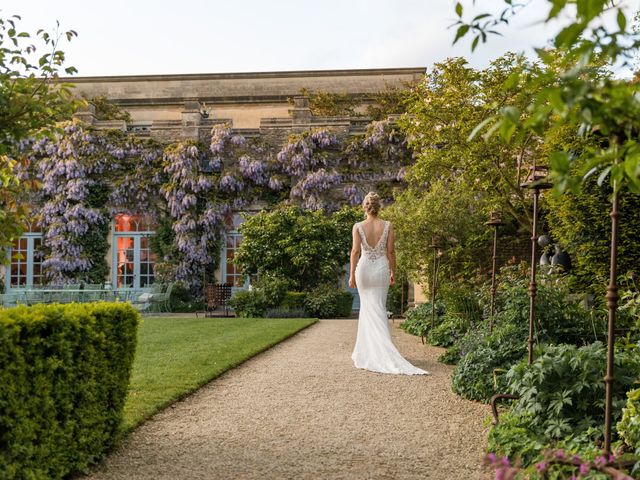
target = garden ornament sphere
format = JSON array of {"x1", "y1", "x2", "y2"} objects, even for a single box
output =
[{"x1": 537, "y1": 235, "x2": 551, "y2": 248}]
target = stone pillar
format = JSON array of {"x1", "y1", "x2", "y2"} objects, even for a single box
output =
[
  {"x1": 413, "y1": 282, "x2": 428, "y2": 306},
  {"x1": 289, "y1": 96, "x2": 312, "y2": 129},
  {"x1": 74, "y1": 102, "x2": 97, "y2": 124},
  {"x1": 181, "y1": 99, "x2": 202, "y2": 140}
]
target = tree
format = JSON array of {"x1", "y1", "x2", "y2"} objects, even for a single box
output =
[
  {"x1": 0, "y1": 14, "x2": 79, "y2": 258},
  {"x1": 452, "y1": 1, "x2": 640, "y2": 195},
  {"x1": 235, "y1": 206, "x2": 361, "y2": 290},
  {"x1": 400, "y1": 54, "x2": 555, "y2": 233}
]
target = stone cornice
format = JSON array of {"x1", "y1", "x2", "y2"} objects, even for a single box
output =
[{"x1": 60, "y1": 67, "x2": 426, "y2": 83}]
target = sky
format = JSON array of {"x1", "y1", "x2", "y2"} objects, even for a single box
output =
[{"x1": 1, "y1": 0, "x2": 620, "y2": 77}]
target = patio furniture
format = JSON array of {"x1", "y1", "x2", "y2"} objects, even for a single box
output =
[
  {"x1": 149, "y1": 283, "x2": 174, "y2": 313},
  {"x1": 25, "y1": 289, "x2": 46, "y2": 305},
  {"x1": 203, "y1": 283, "x2": 233, "y2": 317},
  {"x1": 81, "y1": 284, "x2": 103, "y2": 302},
  {"x1": 63, "y1": 284, "x2": 82, "y2": 302},
  {"x1": 0, "y1": 293, "x2": 19, "y2": 308}
]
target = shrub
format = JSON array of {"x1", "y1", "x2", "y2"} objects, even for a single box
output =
[
  {"x1": 487, "y1": 342, "x2": 640, "y2": 471},
  {"x1": 451, "y1": 323, "x2": 524, "y2": 402},
  {"x1": 400, "y1": 301, "x2": 444, "y2": 337},
  {"x1": 618, "y1": 388, "x2": 640, "y2": 455},
  {"x1": 235, "y1": 205, "x2": 362, "y2": 290},
  {"x1": 280, "y1": 291, "x2": 307, "y2": 310},
  {"x1": 169, "y1": 281, "x2": 204, "y2": 312},
  {"x1": 506, "y1": 342, "x2": 640, "y2": 440},
  {"x1": 546, "y1": 176, "x2": 640, "y2": 292},
  {"x1": 303, "y1": 285, "x2": 353, "y2": 318},
  {"x1": 450, "y1": 270, "x2": 606, "y2": 403},
  {"x1": 229, "y1": 274, "x2": 291, "y2": 318},
  {"x1": 427, "y1": 314, "x2": 469, "y2": 347},
  {"x1": 229, "y1": 289, "x2": 268, "y2": 318},
  {"x1": 255, "y1": 273, "x2": 290, "y2": 307},
  {"x1": 0, "y1": 303, "x2": 139, "y2": 479}
]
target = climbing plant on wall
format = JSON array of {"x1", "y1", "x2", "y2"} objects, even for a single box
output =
[{"x1": 19, "y1": 110, "x2": 412, "y2": 289}]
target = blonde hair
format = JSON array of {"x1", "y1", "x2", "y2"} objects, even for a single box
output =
[{"x1": 362, "y1": 192, "x2": 381, "y2": 216}]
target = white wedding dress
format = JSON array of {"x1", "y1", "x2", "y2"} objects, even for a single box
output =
[{"x1": 351, "y1": 221, "x2": 430, "y2": 375}]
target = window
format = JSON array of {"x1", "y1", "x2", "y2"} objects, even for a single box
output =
[
  {"x1": 221, "y1": 214, "x2": 247, "y2": 288},
  {"x1": 224, "y1": 233, "x2": 244, "y2": 287},
  {"x1": 7, "y1": 223, "x2": 43, "y2": 290},
  {"x1": 113, "y1": 214, "x2": 156, "y2": 289}
]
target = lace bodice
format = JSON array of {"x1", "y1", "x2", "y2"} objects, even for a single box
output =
[{"x1": 357, "y1": 221, "x2": 390, "y2": 261}]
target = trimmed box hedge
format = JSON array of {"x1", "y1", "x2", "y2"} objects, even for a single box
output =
[{"x1": 0, "y1": 302, "x2": 139, "y2": 479}]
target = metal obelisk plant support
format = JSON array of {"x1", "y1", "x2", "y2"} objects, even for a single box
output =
[
  {"x1": 604, "y1": 187, "x2": 620, "y2": 455},
  {"x1": 430, "y1": 236, "x2": 440, "y2": 331},
  {"x1": 486, "y1": 211, "x2": 505, "y2": 333},
  {"x1": 520, "y1": 165, "x2": 552, "y2": 366}
]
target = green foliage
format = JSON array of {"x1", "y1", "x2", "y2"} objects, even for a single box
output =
[
  {"x1": 399, "y1": 54, "x2": 545, "y2": 232},
  {"x1": 547, "y1": 177, "x2": 640, "y2": 292},
  {"x1": 299, "y1": 88, "x2": 361, "y2": 117},
  {"x1": 169, "y1": 281, "x2": 204, "y2": 312},
  {"x1": 451, "y1": 270, "x2": 604, "y2": 402},
  {"x1": 299, "y1": 84, "x2": 411, "y2": 120},
  {"x1": 303, "y1": 285, "x2": 353, "y2": 319},
  {"x1": 427, "y1": 314, "x2": 469, "y2": 347},
  {"x1": 618, "y1": 388, "x2": 640, "y2": 455},
  {"x1": 400, "y1": 301, "x2": 443, "y2": 337},
  {"x1": 487, "y1": 412, "x2": 546, "y2": 466},
  {"x1": 508, "y1": 343, "x2": 640, "y2": 440},
  {"x1": 280, "y1": 291, "x2": 307, "y2": 310},
  {"x1": 229, "y1": 289, "x2": 268, "y2": 318},
  {"x1": 0, "y1": 14, "x2": 80, "y2": 259},
  {"x1": 82, "y1": 181, "x2": 111, "y2": 284},
  {"x1": 453, "y1": 1, "x2": 640, "y2": 195},
  {"x1": 236, "y1": 205, "x2": 361, "y2": 291},
  {"x1": 86, "y1": 95, "x2": 132, "y2": 122},
  {"x1": 0, "y1": 303, "x2": 139, "y2": 478},
  {"x1": 487, "y1": 412, "x2": 607, "y2": 473},
  {"x1": 229, "y1": 274, "x2": 292, "y2": 318},
  {"x1": 452, "y1": 322, "x2": 523, "y2": 402},
  {"x1": 486, "y1": 343, "x2": 640, "y2": 472},
  {"x1": 255, "y1": 273, "x2": 290, "y2": 307}
]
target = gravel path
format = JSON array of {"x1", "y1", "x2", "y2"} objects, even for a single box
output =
[{"x1": 85, "y1": 320, "x2": 490, "y2": 480}]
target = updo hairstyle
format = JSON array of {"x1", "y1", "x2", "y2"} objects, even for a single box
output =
[{"x1": 362, "y1": 192, "x2": 381, "y2": 216}]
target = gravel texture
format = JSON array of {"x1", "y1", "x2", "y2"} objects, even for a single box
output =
[{"x1": 85, "y1": 320, "x2": 491, "y2": 480}]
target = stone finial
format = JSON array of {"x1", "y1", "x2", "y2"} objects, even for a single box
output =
[
  {"x1": 181, "y1": 99, "x2": 202, "y2": 139},
  {"x1": 74, "y1": 102, "x2": 97, "y2": 124},
  {"x1": 289, "y1": 95, "x2": 312, "y2": 125}
]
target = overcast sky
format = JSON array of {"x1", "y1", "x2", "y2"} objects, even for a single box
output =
[{"x1": 2, "y1": 0, "x2": 625, "y2": 77}]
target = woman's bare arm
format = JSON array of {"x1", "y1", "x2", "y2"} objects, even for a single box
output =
[
  {"x1": 349, "y1": 224, "x2": 361, "y2": 288},
  {"x1": 386, "y1": 223, "x2": 396, "y2": 285}
]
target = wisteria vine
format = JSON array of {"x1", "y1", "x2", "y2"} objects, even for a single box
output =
[{"x1": 19, "y1": 116, "x2": 412, "y2": 288}]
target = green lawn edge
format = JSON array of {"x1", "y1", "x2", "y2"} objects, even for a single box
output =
[{"x1": 119, "y1": 317, "x2": 318, "y2": 436}]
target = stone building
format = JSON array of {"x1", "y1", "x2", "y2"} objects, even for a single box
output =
[{"x1": 3, "y1": 67, "x2": 430, "y2": 306}]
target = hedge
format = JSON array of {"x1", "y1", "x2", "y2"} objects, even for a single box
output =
[{"x1": 0, "y1": 302, "x2": 139, "y2": 479}]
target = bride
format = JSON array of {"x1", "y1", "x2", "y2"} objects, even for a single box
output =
[{"x1": 349, "y1": 192, "x2": 430, "y2": 375}]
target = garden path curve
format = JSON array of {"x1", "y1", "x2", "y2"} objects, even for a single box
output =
[{"x1": 86, "y1": 320, "x2": 491, "y2": 480}]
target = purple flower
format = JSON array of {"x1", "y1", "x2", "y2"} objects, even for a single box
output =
[
  {"x1": 579, "y1": 463, "x2": 590, "y2": 475},
  {"x1": 535, "y1": 462, "x2": 548, "y2": 473}
]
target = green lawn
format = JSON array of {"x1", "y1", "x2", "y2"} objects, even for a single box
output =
[{"x1": 122, "y1": 316, "x2": 316, "y2": 432}]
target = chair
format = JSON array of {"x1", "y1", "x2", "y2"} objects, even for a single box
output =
[
  {"x1": 81, "y1": 284, "x2": 103, "y2": 303},
  {"x1": 63, "y1": 284, "x2": 82, "y2": 303},
  {"x1": 0, "y1": 293, "x2": 18, "y2": 308},
  {"x1": 25, "y1": 290, "x2": 45, "y2": 306},
  {"x1": 149, "y1": 283, "x2": 174, "y2": 313},
  {"x1": 203, "y1": 283, "x2": 233, "y2": 317}
]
